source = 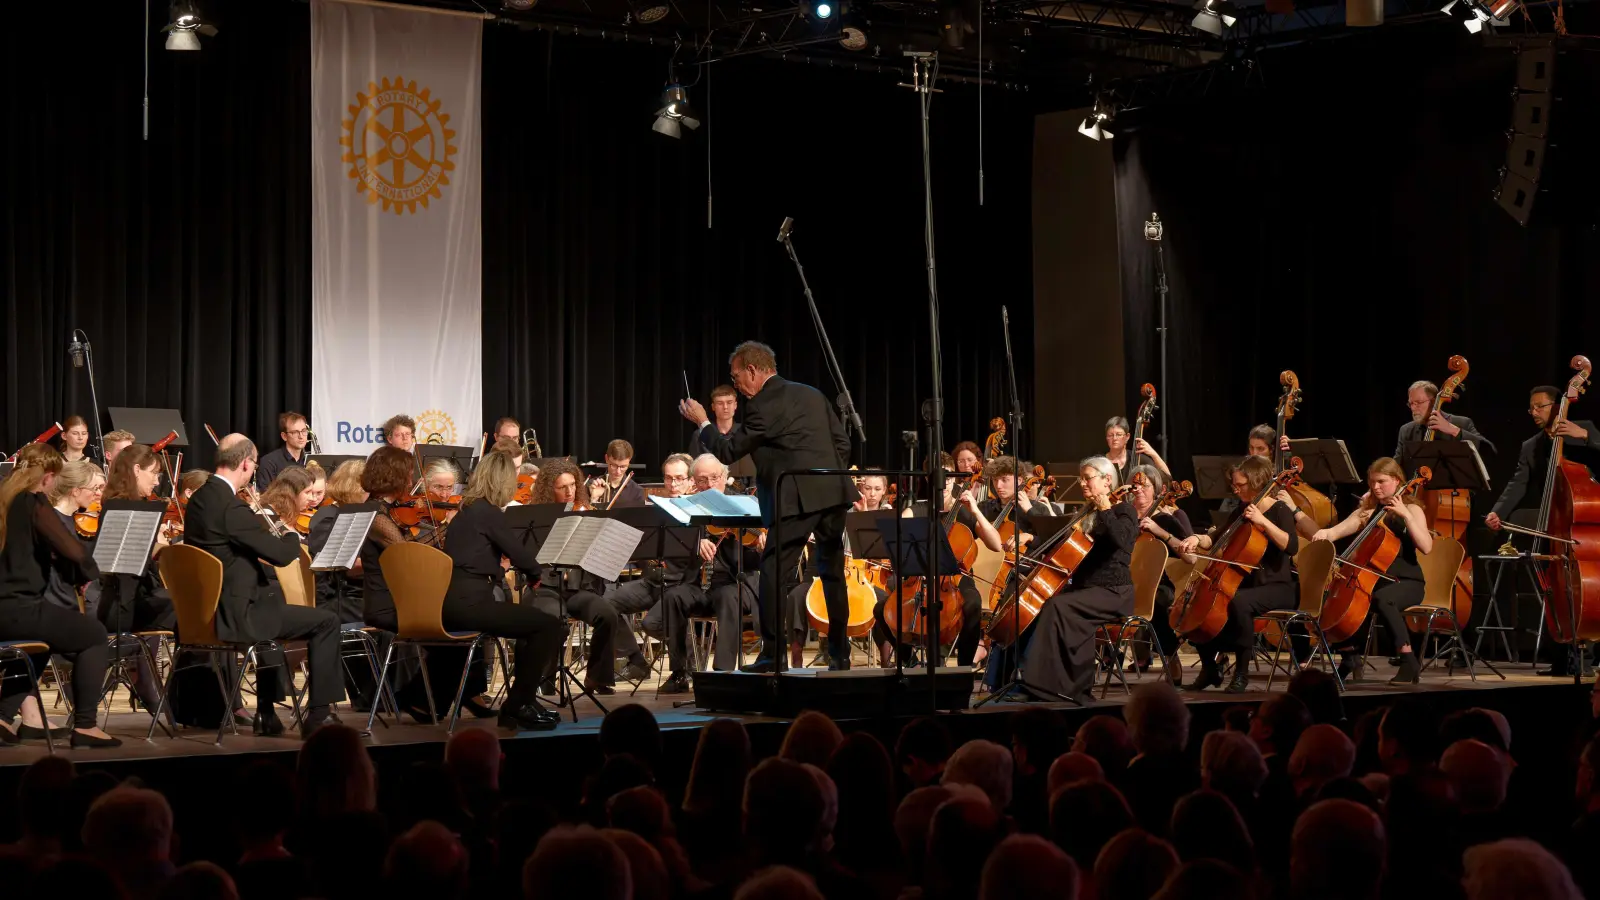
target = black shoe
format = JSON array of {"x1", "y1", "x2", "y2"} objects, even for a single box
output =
[
  {"x1": 1189, "y1": 664, "x2": 1223, "y2": 692},
  {"x1": 619, "y1": 659, "x2": 652, "y2": 683},
  {"x1": 1224, "y1": 670, "x2": 1251, "y2": 693},
  {"x1": 741, "y1": 655, "x2": 778, "y2": 674},
  {"x1": 538, "y1": 677, "x2": 557, "y2": 697},
  {"x1": 1338, "y1": 654, "x2": 1364, "y2": 683},
  {"x1": 828, "y1": 658, "x2": 852, "y2": 671},
  {"x1": 1389, "y1": 653, "x2": 1421, "y2": 685},
  {"x1": 0, "y1": 723, "x2": 18, "y2": 746},
  {"x1": 498, "y1": 704, "x2": 559, "y2": 731},
  {"x1": 300, "y1": 712, "x2": 341, "y2": 739},
  {"x1": 461, "y1": 695, "x2": 498, "y2": 719},
  {"x1": 659, "y1": 672, "x2": 692, "y2": 694},
  {"x1": 584, "y1": 684, "x2": 616, "y2": 696},
  {"x1": 17, "y1": 723, "x2": 72, "y2": 741},
  {"x1": 69, "y1": 731, "x2": 123, "y2": 749},
  {"x1": 253, "y1": 712, "x2": 286, "y2": 736}
]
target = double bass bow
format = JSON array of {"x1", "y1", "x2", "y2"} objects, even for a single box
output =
[
  {"x1": 1275, "y1": 372, "x2": 1337, "y2": 528},
  {"x1": 1317, "y1": 467, "x2": 1432, "y2": 645},
  {"x1": 1170, "y1": 458, "x2": 1305, "y2": 644},
  {"x1": 1533, "y1": 356, "x2": 1600, "y2": 645}
]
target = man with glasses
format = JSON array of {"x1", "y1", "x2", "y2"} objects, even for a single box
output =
[
  {"x1": 599, "y1": 453, "x2": 697, "y2": 684},
  {"x1": 1488, "y1": 385, "x2": 1599, "y2": 675},
  {"x1": 1394, "y1": 379, "x2": 1495, "y2": 458},
  {"x1": 253, "y1": 411, "x2": 310, "y2": 491}
]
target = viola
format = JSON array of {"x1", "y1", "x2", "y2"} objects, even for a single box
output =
[
  {"x1": 1536, "y1": 356, "x2": 1600, "y2": 644},
  {"x1": 1274, "y1": 371, "x2": 1337, "y2": 528},
  {"x1": 1170, "y1": 458, "x2": 1305, "y2": 644},
  {"x1": 986, "y1": 483, "x2": 1136, "y2": 648},
  {"x1": 1418, "y1": 355, "x2": 1474, "y2": 627},
  {"x1": 1319, "y1": 468, "x2": 1432, "y2": 645}
]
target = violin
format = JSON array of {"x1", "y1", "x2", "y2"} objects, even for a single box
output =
[
  {"x1": 986, "y1": 483, "x2": 1136, "y2": 648},
  {"x1": 1170, "y1": 458, "x2": 1304, "y2": 644},
  {"x1": 1318, "y1": 468, "x2": 1432, "y2": 645},
  {"x1": 513, "y1": 472, "x2": 535, "y2": 504},
  {"x1": 1275, "y1": 371, "x2": 1337, "y2": 529},
  {"x1": 1536, "y1": 355, "x2": 1600, "y2": 644},
  {"x1": 74, "y1": 501, "x2": 102, "y2": 538},
  {"x1": 388, "y1": 493, "x2": 461, "y2": 528},
  {"x1": 705, "y1": 524, "x2": 763, "y2": 548},
  {"x1": 1418, "y1": 355, "x2": 1474, "y2": 626}
]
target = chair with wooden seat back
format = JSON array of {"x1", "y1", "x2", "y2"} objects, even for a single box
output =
[
  {"x1": 1254, "y1": 538, "x2": 1340, "y2": 692},
  {"x1": 287, "y1": 543, "x2": 403, "y2": 725},
  {"x1": 1096, "y1": 539, "x2": 1171, "y2": 697},
  {"x1": 1404, "y1": 536, "x2": 1500, "y2": 682},
  {"x1": 372, "y1": 542, "x2": 490, "y2": 736},
  {"x1": 150, "y1": 543, "x2": 305, "y2": 744}
]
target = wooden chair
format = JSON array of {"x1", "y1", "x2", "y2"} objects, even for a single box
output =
[
  {"x1": 0, "y1": 641, "x2": 56, "y2": 754},
  {"x1": 1254, "y1": 539, "x2": 1340, "y2": 692},
  {"x1": 372, "y1": 542, "x2": 489, "y2": 736},
  {"x1": 150, "y1": 544, "x2": 304, "y2": 744},
  {"x1": 1405, "y1": 536, "x2": 1502, "y2": 682},
  {"x1": 1096, "y1": 539, "x2": 1171, "y2": 697}
]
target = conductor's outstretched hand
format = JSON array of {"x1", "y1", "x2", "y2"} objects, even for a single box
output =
[{"x1": 679, "y1": 398, "x2": 708, "y2": 426}]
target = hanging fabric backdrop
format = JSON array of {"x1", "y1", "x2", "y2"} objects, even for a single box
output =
[{"x1": 310, "y1": 0, "x2": 482, "y2": 453}]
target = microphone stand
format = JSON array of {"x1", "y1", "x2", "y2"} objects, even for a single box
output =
[
  {"x1": 1145, "y1": 213, "x2": 1170, "y2": 461},
  {"x1": 974, "y1": 307, "x2": 1077, "y2": 707},
  {"x1": 69, "y1": 330, "x2": 108, "y2": 472},
  {"x1": 778, "y1": 220, "x2": 867, "y2": 459}
]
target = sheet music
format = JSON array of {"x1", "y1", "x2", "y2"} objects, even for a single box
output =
[
  {"x1": 92, "y1": 510, "x2": 163, "y2": 576},
  {"x1": 536, "y1": 516, "x2": 586, "y2": 566},
  {"x1": 310, "y1": 511, "x2": 375, "y2": 572},
  {"x1": 649, "y1": 492, "x2": 761, "y2": 522},
  {"x1": 578, "y1": 519, "x2": 644, "y2": 581},
  {"x1": 1466, "y1": 442, "x2": 1491, "y2": 489}
]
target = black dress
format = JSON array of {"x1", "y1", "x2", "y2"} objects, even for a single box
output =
[
  {"x1": 0, "y1": 491, "x2": 108, "y2": 729},
  {"x1": 1025, "y1": 502, "x2": 1140, "y2": 702},
  {"x1": 1341, "y1": 510, "x2": 1427, "y2": 652},
  {"x1": 1145, "y1": 509, "x2": 1194, "y2": 657},
  {"x1": 1199, "y1": 501, "x2": 1299, "y2": 656}
]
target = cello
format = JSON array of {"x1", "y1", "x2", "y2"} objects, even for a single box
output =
[
  {"x1": 985, "y1": 482, "x2": 1136, "y2": 648},
  {"x1": 1417, "y1": 355, "x2": 1475, "y2": 627},
  {"x1": 1275, "y1": 372, "x2": 1337, "y2": 528},
  {"x1": 1535, "y1": 356, "x2": 1600, "y2": 645},
  {"x1": 882, "y1": 471, "x2": 984, "y2": 648},
  {"x1": 1318, "y1": 467, "x2": 1432, "y2": 645},
  {"x1": 1170, "y1": 458, "x2": 1305, "y2": 644}
]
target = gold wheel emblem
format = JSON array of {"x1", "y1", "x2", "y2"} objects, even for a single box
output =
[
  {"x1": 416, "y1": 409, "x2": 458, "y2": 446},
  {"x1": 340, "y1": 77, "x2": 458, "y2": 215}
]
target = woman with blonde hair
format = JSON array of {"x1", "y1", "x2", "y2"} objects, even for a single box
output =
[
  {"x1": 0, "y1": 448, "x2": 119, "y2": 747},
  {"x1": 1311, "y1": 457, "x2": 1433, "y2": 685}
]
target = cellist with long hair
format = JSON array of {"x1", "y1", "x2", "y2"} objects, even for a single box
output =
[
  {"x1": 1311, "y1": 457, "x2": 1433, "y2": 684},
  {"x1": 1177, "y1": 455, "x2": 1299, "y2": 693}
]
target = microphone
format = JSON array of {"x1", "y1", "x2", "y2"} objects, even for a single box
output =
[
  {"x1": 152, "y1": 431, "x2": 179, "y2": 453},
  {"x1": 1002, "y1": 306, "x2": 1009, "y2": 328},
  {"x1": 68, "y1": 335, "x2": 86, "y2": 369},
  {"x1": 776, "y1": 217, "x2": 794, "y2": 242}
]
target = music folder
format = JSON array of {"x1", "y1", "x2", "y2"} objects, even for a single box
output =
[
  {"x1": 93, "y1": 500, "x2": 166, "y2": 577},
  {"x1": 649, "y1": 492, "x2": 762, "y2": 527},
  {"x1": 310, "y1": 510, "x2": 376, "y2": 572}
]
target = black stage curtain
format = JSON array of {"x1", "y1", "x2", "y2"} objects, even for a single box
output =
[
  {"x1": 1112, "y1": 29, "x2": 1600, "y2": 501},
  {"x1": 1, "y1": 0, "x2": 1034, "y2": 470},
  {"x1": 2, "y1": 0, "x2": 311, "y2": 460},
  {"x1": 482, "y1": 30, "x2": 1034, "y2": 468}
]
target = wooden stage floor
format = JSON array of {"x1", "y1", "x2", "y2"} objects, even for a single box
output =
[{"x1": 0, "y1": 644, "x2": 1575, "y2": 768}]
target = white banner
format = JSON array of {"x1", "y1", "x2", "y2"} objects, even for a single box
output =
[{"x1": 310, "y1": 0, "x2": 481, "y2": 454}]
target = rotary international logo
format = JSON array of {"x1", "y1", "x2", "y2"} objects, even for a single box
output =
[
  {"x1": 340, "y1": 77, "x2": 458, "y2": 215},
  {"x1": 416, "y1": 409, "x2": 458, "y2": 446}
]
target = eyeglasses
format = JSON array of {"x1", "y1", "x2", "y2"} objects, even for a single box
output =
[
  {"x1": 1530, "y1": 402, "x2": 1555, "y2": 412},
  {"x1": 285, "y1": 428, "x2": 309, "y2": 436},
  {"x1": 665, "y1": 474, "x2": 691, "y2": 483}
]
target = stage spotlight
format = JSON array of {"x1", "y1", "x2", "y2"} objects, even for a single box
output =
[
  {"x1": 162, "y1": 0, "x2": 217, "y2": 51},
  {"x1": 1441, "y1": 0, "x2": 1513, "y2": 30},
  {"x1": 839, "y1": 21, "x2": 869, "y2": 49},
  {"x1": 1190, "y1": 0, "x2": 1239, "y2": 36},
  {"x1": 936, "y1": 0, "x2": 978, "y2": 50},
  {"x1": 1077, "y1": 98, "x2": 1116, "y2": 141},
  {"x1": 503, "y1": 0, "x2": 536, "y2": 9},
  {"x1": 652, "y1": 83, "x2": 702, "y2": 139}
]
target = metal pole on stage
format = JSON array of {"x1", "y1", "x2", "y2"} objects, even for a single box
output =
[{"x1": 1145, "y1": 213, "x2": 1169, "y2": 462}]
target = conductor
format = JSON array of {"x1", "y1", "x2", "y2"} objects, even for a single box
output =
[{"x1": 679, "y1": 341, "x2": 859, "y2": 671}]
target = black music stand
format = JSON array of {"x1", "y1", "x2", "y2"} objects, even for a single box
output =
[
  {"x1": 97, "y1": 499, "x2": 172, "y2": 734},
  {"x1": 1191, "y1": 456, "x2": 1242, "y2": 501},
  {"x1": 1400, "y1": 441, "x2": 1491, "y2": 495},
  {"x1": 879, "y1": 516, "x2": 962, "y2": 659},
  {"x1": 505, "y1": 503, "x2": 608, "y2": 716},
  {"x1": 587, "y1": 506, "x2": 701, "y2": 697},
  {"x1": 108, "y1": 408, "x2": 190, "y2": 449},
  {"x1": 1287, "y1": 438, "x2": 1360, "y2": 488}
]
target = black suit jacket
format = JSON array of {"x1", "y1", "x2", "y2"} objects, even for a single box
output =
[
  {"x1": 1394, "y1": 413, "x2": 1497, "y2": 459},
  {"x1": 699, "y1": 375, "x2": 858, "y2": 527},
  {"x1": 1492, "y1": 421, "x2": 1600, "y2": 518},
  {"x1": 184, "y1": 476, "x2": 303, "y2": 644}
]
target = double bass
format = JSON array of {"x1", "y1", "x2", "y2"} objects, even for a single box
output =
[
  {"x1": 881, "y1": 471, "x2": 984, "y2": 648},
  {"x1": 1417, "y1": 355, "x2": 1474, "y2": 626},
  {"x1": 1275, "y1": 372, "x2": 1337, "y2": 528},
  {"x1": 1318, "y1": 468, "x2": 1432, "y2": 645},
  {"x1": 1171, "y1": 458, "x2": 1305, "y2": 644},
  {"x1": 986, "y1": 483, "x2": 1136, "y2": 648},
  {"x1": 1130, "y1": 383, "x2": 1158, "y2": 473},
  {"x1": 1536, "y1": 356, "x2": 1600, "y2": 644}
]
